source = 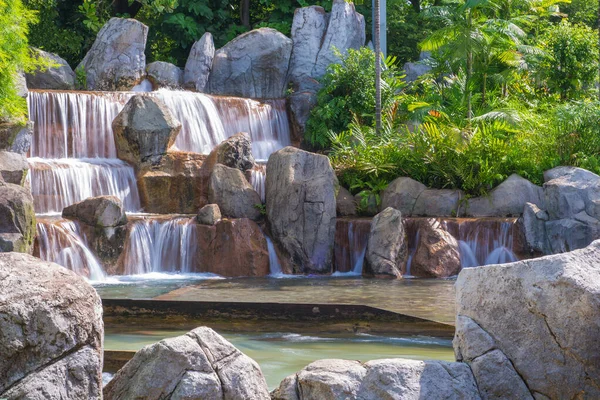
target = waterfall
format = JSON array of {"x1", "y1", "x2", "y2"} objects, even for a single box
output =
[
  {"x1": 265, "y1": 236, "x2": 284, "y2": 276},
  {"x1": 36, "y1": 218, "x2": 106, "y2": 281},
  {"x1": 250, "y1": 164, "x2": 267, "y2": 202},
  {"x1": 333, "y1": 219, "x2": 371, "y2": 274},
  {"x1": 121, "y1": 217, "x2": 198, "y2": 275},
  {"x1": 29, "y1": 158, "x2": 141, "y2": 214}
]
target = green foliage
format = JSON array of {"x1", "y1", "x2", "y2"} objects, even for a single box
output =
[
  {"x1": 305, "y1": 47, "x2": 405, "y2": 148},
  {"x1": 532, "y1": 21, "x2": 597, "y2": 100},
  {"x1": 254, "y1": 203, "x2": 267, "y2": 215},
  {"x1": 0, "y1": 0, "x2": 48, "y2": 122},
  {"x1": 75, "y1": 66, "x2": 87, "y2": 90},
  {"x1": 563, "y1": 0, "x2": 598, "y2": 28}
]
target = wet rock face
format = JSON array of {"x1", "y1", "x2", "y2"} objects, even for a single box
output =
[
  {"x1": 112, "y1": 95, "x2": 181, "y2": 166},
  {"x1": 410, "y1": 218, "x2": 461, "y2": 278},
  {"x1": 271, "y1": 358, "x2": 480, "y2": 400},
  {"x1": 0, "y1": 180, "x2": 36, "y2": 254},
  {"x1": 208, "y1": 164, "x2": 262, "y2": 221},
  {"x1": 104, "y1": 327, "x2": 270, "y2": 400},
  {"x1": 146, "y1": 61, "x2": 182, "y2": 89},
  {"x1": 364, "y1": 207, "x2": 406, "y2": 278},
  {"x1": 0, "y1": 253, "x2": 103, "y2": 399},
  {"x1": 208, "y1": 28, "x2": 292, "y2": 99},
  {"x1": 455, "y1": 240, "x2": 600, "y2": 399},
  {"x1": 62, "y1": 195, "x2": 127, "y2": 228},
  {"x1": 78, "y1": 18, "x2": 148, "y2": 91},
  {"x1": 26, "y1": 49, "x2": 76, "y2": 90},
  {"x1": 266, "y1": 147, "x2": 337, "y2": 273},
  {"x1": 183, "y1": 32, "x2": 215, "y2": 92}
]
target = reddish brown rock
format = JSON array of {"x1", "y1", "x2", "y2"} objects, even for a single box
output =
[{"x1": 410, "y1": 218, "x2": 461, "y2": 278}]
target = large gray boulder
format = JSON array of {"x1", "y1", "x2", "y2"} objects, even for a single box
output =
[
  {"x1": 266, "y1": 147, "x2": 337, "y2": 273},
  {"x1": 146, "y1": 61, "x2": 182, "y2": 89},
  {"x1": 209, "y1": 164, "x2": 262, "y2": 220},
  {"x1": 0, "y1": 150, "x2": 29, "y2": 186},
  {"x1": 271, "y1": 358, "x2": 480, "y2": 400},
  {"x1": 380, "y1": 177, "x2": 426, "y2": 216},
  {"x1": 403, "y1": 52, "x2": 433, "y2": 83},
  {"x1": 312, "y1": 0, "x2": 366, "y2": 80},
  {"x1": 26, "y1": 49, "x2": 76, "y2": 90},
  {"x1": 467, "y1": 174, "x2": 544, "y2": 217},
  {"x1": 62, "y1": 196, "x2": 127, "y2": 228},
  {"x1": 456, "y1": 240, "x2": 600, "y2": 399},
  {"x1": 410, "y1": 218, "x2": 461, "y2": 278},
  {"x1": 544, "y1": 166, "x2": 600, "y2": 220},
  {"x1": 208, "y1": 28, "x2": 292, "y2": 99},
  {"x1": 522, "y1": 202, "x2": 550, "y2": 254},
  {"x1": 364, "y1": 207, "x2": 406, "y2": 278},
  {"x1": 0, "y1": 253, "x2": 103, "y2": 399},
  {"x1": 183, "y1": 32, "x2": 215, "y2": 92},
  {"x1": 196, "y1": 204, "x2": 221, "y2": 226},
  {"x1": 0, "y1": 121, "x2": 33, "y2": 155},
  {"x1": 212, "y1": 131, "x2": 255, "y2": 171},
  {"x1": 112, "y1": 95, "x2": 181, "y2": 166},
  {"x1": 0, "y1": 180, "x2": 36, "y2": 254},
  {"x1": 78, "y1": 18, "x2": 148, "y2": 91},
  {"x1": 104, "y1": 326, "x2": 270, "y2": 400},
  {"x1": 412, "y1": 188, "x2": 465, "y2": 217},
  {"x1": 336, "y1": 186, "x2": 357, "y2": 216}
]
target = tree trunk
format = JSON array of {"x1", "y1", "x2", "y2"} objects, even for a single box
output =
[
  {"x1": 410, "y1": 0, "x2": 421, "y2": 13},
  {"x1": 466, "y1": 9, "x2": 473, "y2": 121},
  {"x1": 240, "y1": 0, "x2": 250, "y2": 29},
  {"x1": 375, "y1": 0, "x2": 382, "y2": 135}
]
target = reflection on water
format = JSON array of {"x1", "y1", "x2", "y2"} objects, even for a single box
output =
[
  {"x1": 103, "y1": 329, "x2": 454, "y2": 390},
  {"x1": 96, "y1": 277, "x2": 456, "y2": 325}
]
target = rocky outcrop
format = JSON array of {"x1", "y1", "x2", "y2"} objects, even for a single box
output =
[
  {"x1": 0, "y1": 180, "x2": 36, "y2": 253},
  {"x1": 104, "y1": 327, "x2": 270, "y2": 400},
  {"x1": 211, "y1": 131, "x2": 255, "y2": 171},
  {"x1": 403, "y1": 52, "x2": 433, "y2": 83},
  {"x1": 266, "y1": 147, "x2": 337, "y2": 273},
  {"x1": 380, "y1": 177, "x2": 427, "y2": 215},
  {"x1": 410, "y1": 218, "x2": 461, "y2": 278},
  {"x1": 271, "y1": 358, "x2": 480, "y2": 400},
  {"x1": 183, "y1": 32, "x2": 214, "y2": 92},
  {"x1": 26, "y1": 49, "x2": 76, "y2": 90},
  {"x1": 146, "y1": 61, "x2": 182, "y2": 89},
  {"x1": 0, "y1": 253, "x2": 103, "y2": 399},
  {"x1": 208, "y1": 164, "x2": 262, "y2": 220},
  {"x1": 336, "y1": 186, "x2": 357, "y2": 216},
  {"x1": 288, "y1": 90, "x2": 317, "y2": 144},
  {"x1": 0, "y1": 121, "x2": 33, "y2": 156},
  {"x1": 455, "y1": 240, "x2": 600, "y2": 399},
  {"x1": 467, "y1": 174, "x2": 545, "y2": 217},
  {"x1": 412, "y1": 188, "x2": 465, "y2": 217},
  {"x1": 0, "y1": 150, "x2": 28, "y2": 186},
  {"x1": 112, "y1": 95, "x2": 181, "y2": 166},
  {"x1": 197, "y1": 204, "x2": 221, "y2": 225},
  {"x1": 208, "y1": 28, "x2": 292, "y2": 99},
  {"x1": 62, "y1": 196, "x2": 127, "y2": 228},
  {"x1": 522, "y1": 167, "x2": 600, "y2": 254},
  {"x1": 78, "y1": 18, "x2": 148, "y2": 91},
  {"x1": 364, "y1": 207, "x2": 406, "y2": 278}
]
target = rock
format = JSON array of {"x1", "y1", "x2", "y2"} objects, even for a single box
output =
[
  {"x1": 0, "y1": 121, "x2": 33, "y2": 154},
  {"x1": 112, "y1": 95, "x2": 181, "y2": 166},
  {"x1": 197, "y1": 219, "x2": 270, "y2": 277},
  {"x1": 336, "y1": 186, "x2": 357, "y2": 216},
  {"x1": 197, "y1": 204, "x2": 221, "y2": 225},
  {"x1": 467, "y1": 174, "x2": 545, "y2": 217},
  {"x1": 272, "y1": 358, "x2": 480, "y2": 400},
  {"x1": 76, "y1": 222, "x2": 127, "y2": 275},
  {"x1": 0, "y1": 150, "x2": 29, "y2": 185},
  {"x1": 146, "y1": 61, "x2": 182, "y2": 89},
  {"x1": 212, "y1": 131, "x2": 255, "y2": 171},
  {"x1": 78, "y1": 18, "x2": 148, "y2": 91},
  {"x1": 26, "y1": 49, "x2": 76, "y2": 90},
  {"x1": 453, "y1": 315, "x2": 495, "y2": 362},
  {"x1": 410, "y1": 218, "x2": 461, "y2": 278},
  {"x1": 0, "y1": 252, "x2": 103, "y2": 398},
  {"x1": 545, "y1": 217, "x2": 598, "y2": 254},
  {"x1": 412, "y1": 188, "x2": 465, "y2": 217},
  {"x1": 364, "y1": 207, "x2": 406, "y2": 278},
  {"x1": 138, "y1": 151, "x2": 206, "y2": 214},
  {"x1": 470, "y1": 350, "x2": 533, "y2": 400},
  {"x1": 380, "y1": 177, "x2": 427, "y2": 216},
  {"x1": 104, "y1": 327, "x2": 270, "y2": 400},
  {"x1": 62, "y1": 196, "x2": 127, "y2": 227},
  {"x1": 288, "y1": 90, "x2": 317, "y2": 144},
  {"x1": 183, "y1": 32, "x2": 215, "y2": 92},
  {"x1": 288, "y1": 6, "x2": 329, "y2": 89},
  {"x1": 456, "y1": 240, "x2": 600, "y2": 399},
  {"x1": 14, "y1": 71, "x2": 28, "y2": 98},
  {"x1": 312, "y1": 0, "x2": 366, "y2": 79},
  {"x1": 354, "y1": 192, "x2": 379, "y2": 216},
  {"x1": 208, "y1": 28, "x2": 292, "y2": 99},
  {"x1": 403, "y1": 52, "x2": 433, "y2": 83},
  {"x1": 208, "y1": 164, "x2": 261, "y2": 220},
  {"x1": 522, "y1": 202, "x2": 550, "y2": 254},
  {"x1": 266, "y1": 147, "x2": 337, "y2": 273},
  {"x1": 0, "y1": 181, "x2": 36, "y2": 253},
  {"x1": 544, "y1": 166, "x2": 600, "y2": 220}
]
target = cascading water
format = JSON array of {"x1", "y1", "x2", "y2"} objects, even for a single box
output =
[
  {"x1": 250, "y1": 164, "x2": 267, "y2": 202},
  {"x1": 36, "y1": 218, "x2": 106, "y2": 281},
  {"x1": 120, "y1": 217, "x2": 198, "y2": 275},
  {"x1": 265, "y1": 235, "x2": 284, "y2": 276},
  {"x1": 334, "y1": 219, "x2": 371, "y2": 274}
]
